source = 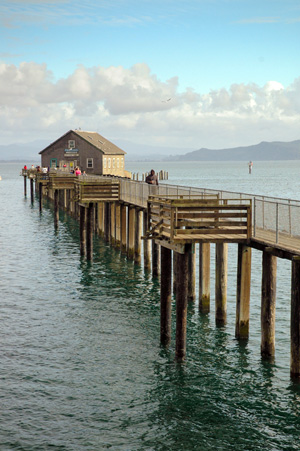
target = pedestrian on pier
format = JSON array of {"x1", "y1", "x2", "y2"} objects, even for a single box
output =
[{"x1": 146, "y1": 169, "x2": 159, "y2": 185}]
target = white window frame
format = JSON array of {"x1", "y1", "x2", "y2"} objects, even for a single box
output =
[
  {"x1": 68, "y1": 140, "x2": 75, "y2": 149},
  {"x1": 87, "y1": 158, "x2": 93, "y2": 168},
  {"x1": 103, "y1": 157, "x2": 107, "y2": 169},
  {"x1": 113, "y1": 157, "x2": 115, "y2": 169},
  {"x1": 117, "y1": 158, "x2": 119, "y2": 168},
  {"x1": 108, "y1": 158, "x2": 111, "y2": 169}
]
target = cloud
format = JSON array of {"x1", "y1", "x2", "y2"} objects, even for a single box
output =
[{"x1": 0, "y1": 61, "x2": 300, "y2": 149}]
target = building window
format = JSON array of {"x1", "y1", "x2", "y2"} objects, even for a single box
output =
[
  {"x1": 87, "y1": 158, "x2": 93, "y2": 168},
  {"x1": 113, "y1": 158, "x2": 115, "y2": 169},
  {"x1": 120, "y1": 158, "x2": 124, "y2": 168},
  {"x1": 117, "y1": 158, "x2": 119, "y2": 168},
  {"x1": 68, "y1": 140, "x2": 75, "y2": 149},
  {"x1": 103, "y1": 157, "x2": 107, "y2": 169},
  {"x1": 108, "y1": 158, "x2": 111, "y2": 169}
]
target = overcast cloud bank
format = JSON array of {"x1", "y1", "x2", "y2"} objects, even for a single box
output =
[{"x1": 1, "y1": 61, "x2": 300, "y2": 150}]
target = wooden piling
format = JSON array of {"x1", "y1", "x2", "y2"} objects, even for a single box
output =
[
  {"x1": 188, "y1": 244, "x2": 196, "y2": 302},
  {"x1": 86, "y1": 202, "x2": 94, "y2": 260},
  {"x1": 291, "y1": 257, "x2": 300, "y2": 378},
  {"x1": 235, "y1": 244, "x2": 251, "y2": 339},
  {"x1": 80, "y1": 205, "x2": 87, "y2": 257},
  {"x1": 175, "y1": 247, "x2": 189, "y2": 360},
  {"x1": 143, "y1": 210, "x2": 151, "y2": 270},
  {"x1": 115, "y1": 203, "x2": 121, "y2": 248},
  {"x1": 110, "y1": 202, "x2": 116, "y2": 245},
  {"x1": 23, "y1": 175, "x2": 27, "y2": 197},
  {"x1": 121, "y1": 204, "x2": 127, "y2": 254},
  {"x1": 97, "y1": 202, "x2": 104, "y2": 236},
  {"x1": 160, "y1": 246, "x2": 172, "y2": 345},
  {"x1": 134, "y1": 209, "x2": 142, "y2": 264},
  {"x1": 261, "y1": 250, "x2": 277, "y2": 357},
  {"x1": 127, "y1": 206, "x2": 135, "y2": 259},
  {"x1": 30, "y1": 178, "x2": 34, "y2": 204},
  {"x1": 215, "y1": 243, "x2": 228, "y2": 325},
  {"x1": 173, "y1": 252, "x2": 178, "y2": 295},
  {"x1": 199, "y1": 243, "x2": 211, "y2": 313},
  {"x1": 152, "y1": 240, "x2": 160, "y2": 277},
  {"x1": 39, "y1": 182, "x2": 43, "y2": 213},
  {"x1": 54, "y1": 189, "x2": 59, "y2": 229},
  {"x1": 104, "y1": 202, "x2": 110, "y2": 242}
]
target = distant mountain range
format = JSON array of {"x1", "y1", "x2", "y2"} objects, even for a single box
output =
[
  {"x1": 167, "y1": 140, "x2": 300, "y2": 161},
  {"x1": 1, "y1": 138, "x2": 300, "y2": 162}
]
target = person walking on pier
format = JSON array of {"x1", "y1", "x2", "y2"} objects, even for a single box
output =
[{"x1": 146, "y1": 169, "x2": 159, "y2": 185}]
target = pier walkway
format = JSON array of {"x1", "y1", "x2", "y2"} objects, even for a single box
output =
[{"x1": 22, "y1": 169, "x2": 300, "y2": 379}]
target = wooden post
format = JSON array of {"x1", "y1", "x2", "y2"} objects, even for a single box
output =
[
  {"x1": 143, "y1": 210, "x2": 151, "y2": 270},
  {"x1": 86, "y1": 202, "x2": 94, "y2": 260},
  {"x1": 215, "y1": 243, "x2": 228, "y2": 325},
  {"x1": 134, "y1": 209, "x2": 142, "y2": 264},
  {"x1": 173, "y1": 252, "x2": 178, "y2": 295},
  {"x1": 104, "y1": 202, "x2": 110, "y2": 242},
  {"x1": 199, "y1": 243, "x2": 210, "y2": 313},
  {"x1": 115, "y1": 203, "x2": 121, "y2": 248},
  {"x1": 152, "y1": 240, "x2": 160, "y2": 277},
  {"x1": 54, "y1": 189, "x2": 59, "y2": 229},
  {"x1": 175, "y1": 247, "x2": 189, "y2": 360},
  {"x1": 291, "y1": 257, "x2": 300, "y2": 379},
  {"x1": 24, "y1": 175, "x2": 27, "y2": 197},
  {"x1": 39, "y1": 182, "x2": 43, "y2": 213},
  {"x1": 110, "y1": 202, "x2": 116, "y2": 245},
  {"x1": 188, "y1": 244, "x2": 196, "y2": 302},
  {"x1": 261, "y1": 251, "x2": 277, "y2": 357},
  {"x1": 80, "y1": 205, "x2": 87, "y2": 257},
  {"x1": 160, "y1": 246, "x2": 172, "y2": 345},
  {"x1": 127, "y1": 206, "x2": 135, "y2": 259},
  {"x1": 98, "y1": 202, "x2": 104, "y2": 236},
  {"x1": 235, "y1": 244, "x2": 252, "y2": 339},
  {"x1": 30, "y1": 178, "x2": 34, "y2": 204},
  {"x1": 121, "y1": 204, "x2": 127, "y2": 254}
]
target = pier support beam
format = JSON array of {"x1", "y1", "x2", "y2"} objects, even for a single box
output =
[
  {"x1": 134, "y1": 209, "x2": 142, "y2": 264},
  {"x1": 110, "y1": 202, "x2": 116, "y2": 246},
  {"x1": 235, "y1": 244, "x2": 252, "y2": 339},
  {"x1": 54, "y1": 189, "x2": 59, "y2": 229},
  {"x1": 291, "y1": 257, "x2": 300, "y2": 379},
  {"x1": 199, "y1": 243, "x2": 211, "y2": 313},
  {"x1": 143, "y1": 210, "x2": 151, "y2": 270},
  {"x1": 104, "y1": 202, "x2": 110, "y2": 242},
  {"x1": 175, "y1": 246, "x2": 189, "y2": 361},
  {"x1": 115, "y1": 203, "x2": 121, "y2": 248},
  {"x1": 121, "y1": 204, "x2": 127, "y2": 254},
  {"x1": 160, "y1": 246, "x2": 172, "y2": 346},
  {"x1": 152, "y1": 241, "x2": 160, "y2": 277},
  {"x1": 23, "y1": 175, "x2": 27, "y2": 197},
  {"x1": 127, "y1": 206, "x2": 135, "y2": 259},
  {"x1": 86, "y1": 202, "x2": 94, "y2": 260},
  {"x1": 39, "y1": 182, "x2": 43, "y2": 213},
  {"x1": 80, "y1": 205, "x2": 87, "y2": 257},
  {"x1": 30, "y1": 178, "x2": 34, "y2": 204},
  {"x1": 97, "y1": 202, "x2": 104, "y2": 237},
  {"x1": 215, "y1": 243, "x2": 228, "y2": 325},
  {"x1": 261, "y1": 251, "x2": 277, "y2": 358},
  {"x1": 188, "y1": 244, "x2": 196, "y2": 302}
]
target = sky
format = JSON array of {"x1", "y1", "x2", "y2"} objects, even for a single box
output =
[{"x1": 1, "y1": 0, "x2": 300, "y2": 154}]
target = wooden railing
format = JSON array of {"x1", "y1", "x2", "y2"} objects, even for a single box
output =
[{"x1": 147, "y1": 196, "x2": 252, "y2": 244}]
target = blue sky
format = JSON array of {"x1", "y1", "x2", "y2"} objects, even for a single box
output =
[{"x1": 1, "y1": 0, "x2": 300, "y2": 154}]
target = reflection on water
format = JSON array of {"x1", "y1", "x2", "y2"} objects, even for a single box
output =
[{"x1": 0, "y1": 163, "x2": 300, "y2": 450}]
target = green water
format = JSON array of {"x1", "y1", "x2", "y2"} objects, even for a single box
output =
[{"x1": 0, "y1": 163, "x2": 300, "y2": 450}]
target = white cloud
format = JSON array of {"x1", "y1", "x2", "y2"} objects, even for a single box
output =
[{"x1": 0, "y1": 61, "x2": 300, "y2": 150}]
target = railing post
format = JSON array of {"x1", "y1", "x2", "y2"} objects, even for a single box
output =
[
  {"x1": 276, "y1": 203, "x2": 279, "y2": 243},
  {"x1": 253, "y1": 197, "x2": 256, "y2": 237}
]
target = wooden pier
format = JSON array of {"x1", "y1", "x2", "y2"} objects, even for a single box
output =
[{"x1": 22, "y1": 170, "x2": 300, "y2": 379}]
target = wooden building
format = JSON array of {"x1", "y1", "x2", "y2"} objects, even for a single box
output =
[{"x1": 39, "y1": 129, "x2": 127, "y2": 176}]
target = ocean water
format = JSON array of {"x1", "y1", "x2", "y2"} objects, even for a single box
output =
[{"x1": 0, "y1": 161, "x2": 300, "y2": 450}]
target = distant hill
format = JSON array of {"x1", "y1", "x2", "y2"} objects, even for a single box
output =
[{"x1": 168, "y1": 140, "x2": 300, "y2": 161}]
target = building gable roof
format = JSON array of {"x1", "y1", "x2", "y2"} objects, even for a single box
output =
[{"x1": 39, "y1": 129, "x2": 126, "y2": 155}]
